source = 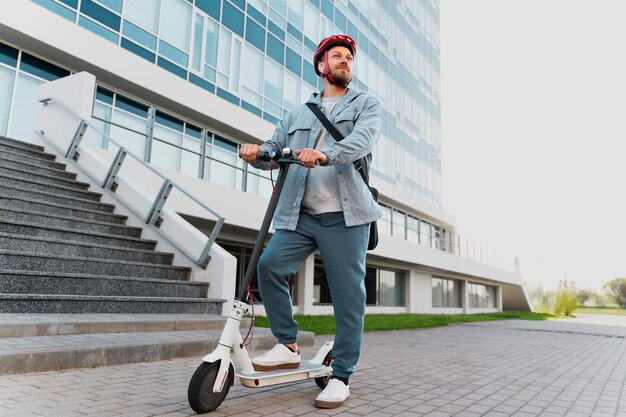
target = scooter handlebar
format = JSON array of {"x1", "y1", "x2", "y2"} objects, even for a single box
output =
[{"x1": 256, "y1": 148, "x2": 321, "y2": 165}]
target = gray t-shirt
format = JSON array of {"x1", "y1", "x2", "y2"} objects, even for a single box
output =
[{"x1": 300, "y1": 95, "x2": 343, "y2": 214}]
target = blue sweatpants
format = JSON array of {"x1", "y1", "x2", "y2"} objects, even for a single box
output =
[{"x1": 257, "y1": 211, "x2": 369, "y2": 379}]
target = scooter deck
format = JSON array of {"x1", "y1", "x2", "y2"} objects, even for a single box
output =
[{"x1": 235, "y1": 360, "x2": 331, "y2": 388}]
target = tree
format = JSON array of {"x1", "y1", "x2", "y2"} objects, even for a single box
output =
[
  {"x1": 603, "y1": 278, "x2": 626, "y2": 308},
  {"x1": 577, "y1": 288, "x2": 596, "y2": 305}
]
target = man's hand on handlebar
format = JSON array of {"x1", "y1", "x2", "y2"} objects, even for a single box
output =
[
  {"x1": 295, "y1": 148, "x2": 327, "y2": 168},
  {"x1": 239, "y1": 144, "x2": 261, "y2": 163}
]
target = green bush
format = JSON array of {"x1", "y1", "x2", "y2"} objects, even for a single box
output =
[{"x1": 553, "y1": 288, "x2": 579, "y2": 316}]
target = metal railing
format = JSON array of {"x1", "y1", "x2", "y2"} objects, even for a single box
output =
[{"x1": 38, "y1": 96, "x2": 225, "y2": 269}]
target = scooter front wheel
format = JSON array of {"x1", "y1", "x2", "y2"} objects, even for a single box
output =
[{"x1": 188, "y1": 361, "x2": 234, "y2": 414}]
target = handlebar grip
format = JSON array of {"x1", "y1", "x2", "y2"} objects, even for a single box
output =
[{"x1": 257, "y1": 150, "x2": 278, "y2": 161}]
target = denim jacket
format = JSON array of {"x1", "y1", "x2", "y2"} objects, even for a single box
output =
[{"x1": 252, "y1": 88, "x2": 383, "y2": 230}]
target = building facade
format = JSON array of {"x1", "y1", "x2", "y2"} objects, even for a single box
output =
[{"x1": 0, "y1": 0, "x2": 532, "y2": 314}]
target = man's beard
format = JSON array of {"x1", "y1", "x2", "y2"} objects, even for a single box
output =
[{"x1": 331, "y1": 67, "x2": 351, "y2": 85}]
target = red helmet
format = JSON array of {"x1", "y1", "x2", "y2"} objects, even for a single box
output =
[{"x1": 313, "y1": 34, "x2": 357, "y2": 88}]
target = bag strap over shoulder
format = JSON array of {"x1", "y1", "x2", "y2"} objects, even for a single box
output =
[{"x1": 305, "y1": 102, "x2": 370, "y2": 187}]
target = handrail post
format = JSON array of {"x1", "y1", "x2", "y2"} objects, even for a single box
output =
[
  {"x1": 146, "y1": 180, "x2": 173, "y2": 228},
  {"x1": 66, "y1": 120, "x2": 88, "y2": 161},
  {"x1": 102, "y1": 148, "x2": 127, "y2": 192},
  {"x1": 197, "y1": 216, "x2": 225, "y2": 268}
]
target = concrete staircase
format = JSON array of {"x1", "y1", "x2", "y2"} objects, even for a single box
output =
[{"x1": 0, "y1": 135, "x2": 222, "y2": 314}]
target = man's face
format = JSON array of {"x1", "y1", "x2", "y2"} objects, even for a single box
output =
[{"x1": 321, "y1": 45, "x2": 353, "y2": 85}]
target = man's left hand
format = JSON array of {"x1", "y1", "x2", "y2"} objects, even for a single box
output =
[{"x1": 294, "y1": 148, "x2": 327, "y2": 168}]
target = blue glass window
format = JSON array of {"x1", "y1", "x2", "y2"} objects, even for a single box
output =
[
  {"x1": 95, "y1": 86, "x2": 114, "y2": 104},
  {"x1": 241, "y1": 100, "x2": 262, "y2": 117},
  {"x1": 189, "y1": 73, "x2": 215, "y2": 93},
  {"x1": 285, "y1": 48, "x2": 301, "y2": 77},
  {"x1": 266, "y1": 34, "x2": 284, "y2": 65},
  {"x1": 186, "y1": 124, "x2": 202, "y2": 138},
  {"x1": 20, "y1": 53, "x2": 70, "y2": 81},
  {"x1": 196, "y1": 0, "x2": 220, "y2": 20},
  {"x1": 346, "y1": 19, "x2": 357, "y2": 36},
  {"x1": 229, "y1": 0, "x2": 245, "y2": 11},
  {"x1": 121, "y1": 38, "x2": 156, "y2": 62},
  {"x1": 214, "y1": 135, "x2": 238, "y2": 152},
  {"x1": 370, "y1": 44, "x2": 379, "y2": 63},
  {"x1": 122, "y1": 20, "x2": 157, "y2": 51},
  {"x1": 321, "y1": 0, "x2": 333, "y2": 20},
  {"x1": 359, "y1": 31, "x2": 369, "y2": 54},
  {"x1": 270, "y1": 0, "x2": 286, "y2": 15},
  {"x1": 116, "y1": 95, "x2": 149, "y2": 118},
  {"x1": 157, "y1": 56, "x2": 187, "y2": 79},
  {"x1": 245, "y1": 18, "x2": 265, "y2": 52},
  {"x1": 78, "y1": 16, "x2": 119, "y2": 43},
  {"x1": 216, "y1": 87, "x2": 240, "y2": 105},
  {"x1": 247, "y1": 5, "x2": 267, "y2": 26},
  {"x1": 348, "y1": 1, "x2": 358, "y2": 16},
  {"x1": 59, "y1": 0, "x2": 78, "y2": 8},
  {"x1": 335, "y1": 9, "x2": 346, "y2": 32},
  {"x1": 32, "y1": 0, "x2": 76, "y2": 21},
  {"x1": 263, "y1": 112, "x2": 279, "y2": 125},
  {"x1": 287, "y1": 23, "x2": 302, "y2": 41},
  {"x1": 308, "y1": 0, "x2": 320, "y2": 7},
  {"x1": 0, "y1": 42, "x2": 18, "y2": 67},
  {"x1": 96, "y1": 0, "x2": 122, "y2": 13},
  {"x1": 222, "y1": 1, "x2": 244, "y2": 37},
  {"x1": 80, "y1": 0, "x2": 120, "y2": 31},
  {"x1": 302, "y1": 62, "x2": 316, "y2": 87},
  {"x1": 158, "y1": 40, "x2": 188, "y2": 67},
  {"x1": 268, "y1": 20, "x2": 284, "y2": 40},
  {"x1": 303, "y1": 37, "x2": 316, "y2": 52},
  {"x1": 155, "y1": 110, "x2": 184, "y2": 131}
]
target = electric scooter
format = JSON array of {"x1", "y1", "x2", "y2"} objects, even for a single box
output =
[{"x1": 187, "y1": 148, "x2": 334, "y2": 414}]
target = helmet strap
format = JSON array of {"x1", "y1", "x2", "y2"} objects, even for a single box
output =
[{"x1": 321, "y1": 50, "x2": 350, "y2": 89}]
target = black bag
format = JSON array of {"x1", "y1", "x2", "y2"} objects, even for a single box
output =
[
  {"x1": 306, "y1": 103, "x2": 379, "y2": 250},
  {"x1": 367, "y1": 187, "x2": 379, "y2": 250}
]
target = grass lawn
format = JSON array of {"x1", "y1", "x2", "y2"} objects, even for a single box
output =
[
  {"x1": 576, "y1": 306, "x2": 626, "y2": 316},
  {"x1": 253, "y1": 311, "x2": 556, "y2": 335}
]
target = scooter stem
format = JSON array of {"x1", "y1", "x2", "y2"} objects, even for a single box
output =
[{"x1": 236, "y1": 163, "x2": 292, "y2": 301}]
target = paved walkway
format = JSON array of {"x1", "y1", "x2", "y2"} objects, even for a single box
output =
[{"x1": 1, "y1": 316, "x2": 625, "y2": 417}]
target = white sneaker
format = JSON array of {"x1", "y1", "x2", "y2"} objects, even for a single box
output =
[
  {"x1": 315, "y1": 378, "x2": 350, "y2": 408},
  {"x1": 251, "y1": 343, "x2": 301, "y2": 371}
]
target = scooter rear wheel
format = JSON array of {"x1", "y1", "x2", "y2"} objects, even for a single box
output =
[
  {"x1": 314, "y1": 349, "x2": 334, "y2": 389},
  {"x1": 188, "y1": 361, "x2": 234, "y2": 414}
]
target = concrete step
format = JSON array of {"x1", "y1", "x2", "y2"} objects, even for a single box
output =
[
  {"x1": 0, "y1": 172, "x2": 102, "y2": 201},
  {"x1": 0, "y1": 233, "x2": 173, "y2": 264},
  {"x1": 0, "y1": 194, "x2": 127, "y2": 224},
  {"x1": 0, "y1": 314, "x2": 315, "y2": 374},
  {"x1": 0, "y1": 140, "x2": 56, "y2": 161},
  {"x1": 0, "y1": 207, "x2": 143, "y2": 238},
  {"x1": 0, "y1": 147, "x2": 67, "y2": 170},
  {"x1": 0, "y1": 164, "x2": 90, "y2": 190},
  {"x1": 0, "y1": 251, "x2": 191, "y2": 280},
  {"x1": 0, "y1": 153, "x2": 77, "y2": 180},
  {"x1": 0, "y1": 219, "x2": 156, "y2": 250},
  {"x1": 0, "y1": 269, "x2": 207, "y2": 298},
  {"x1": 0, "y1": 294, "x2": 223, "y2": 314},
  {"x1": 0, "y1": 313, "x2": 234, "y2": 338},
  {"x1": 0, "y1": 135, "x2": 46, "y2": 152},
  {"x1": 0, "y1": 185, "x2": 115, "y2": 212}
]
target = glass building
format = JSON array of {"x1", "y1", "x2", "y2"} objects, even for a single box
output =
[{"x1": 0, "y1": 0, "x2": 530, "y2": 312}]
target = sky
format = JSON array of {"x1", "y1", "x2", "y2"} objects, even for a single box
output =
[{"x1": 438, "y1": 0, "x2": 626, "y2": 292}]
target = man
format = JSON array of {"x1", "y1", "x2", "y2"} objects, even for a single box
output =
[{"x1": 239, "y1": 34, "x2": 382, "y2": 408}]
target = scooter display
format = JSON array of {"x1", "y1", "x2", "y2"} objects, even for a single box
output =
[{"x1": 187, "y1": 148, "x2": 334, "y2": 414}]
